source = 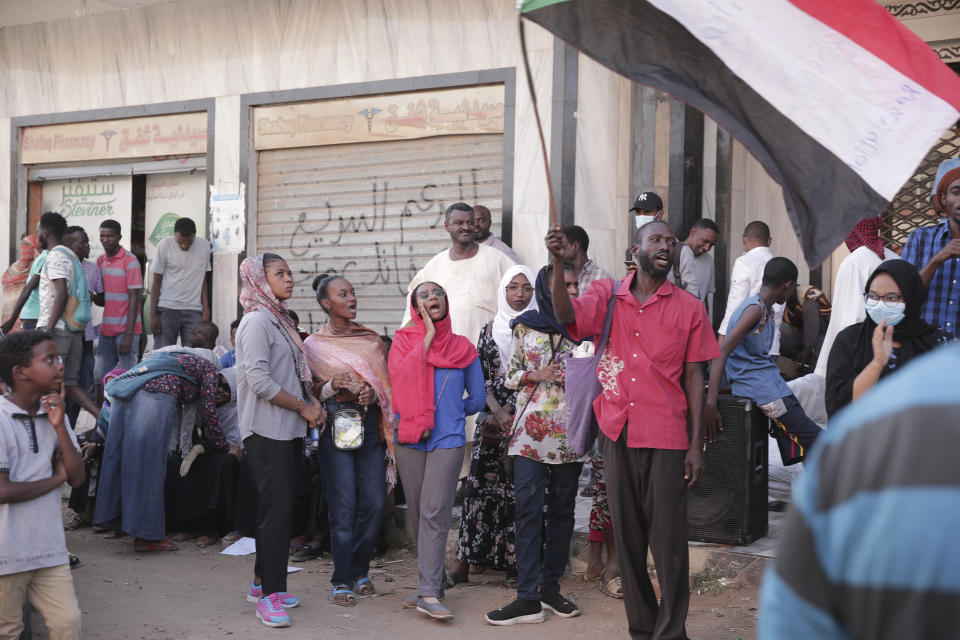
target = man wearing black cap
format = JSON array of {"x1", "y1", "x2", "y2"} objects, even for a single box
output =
[{"x1": 629, "y1": 191, "x2": 665, "y2": 227}]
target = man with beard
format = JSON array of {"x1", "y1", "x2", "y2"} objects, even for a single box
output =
[
  {"x1": 546, "y1": 220, "x2": 719, "y2": 640},
  {"x1": 401, "y1": 202, "x2": 516, "y2": 477},
  {"x1": 901, "y1": 156, "x2": 960, "y2": 336},
  {"x1": 473, "y1": 203, "x2": 521, "y2": 263}
]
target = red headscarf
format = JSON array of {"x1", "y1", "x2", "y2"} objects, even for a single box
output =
[
  {"x1": 844, "y1": 216, "x2": 885, "y2": 259},
  {"x1": 388, "y1": 288, "x2": 477, "y2": 444}
]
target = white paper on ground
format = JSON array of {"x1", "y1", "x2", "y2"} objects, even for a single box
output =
[
  {"x1": 287, "y1": 566, "x2": 302, "y2": 573},
  {"x1": 220, "y1": 537, "x2": 256, "y2": 556}
]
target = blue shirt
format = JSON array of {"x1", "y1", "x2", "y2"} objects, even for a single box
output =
[
  {"x1": 725, "y1": 295, "x2": 791, "y2": 405},
  {"x1": 398, "y1": 360, "x2": 485, "y2": 452},
  {"x1": 759, "y1": 343, "x2": 960, "y2": 640},
  {"x1": 220, "y1": 349, "x2": 236, "y2": 368},
  {"x1": 901, "y1": 219, "x2": 960, "y2": 335}
]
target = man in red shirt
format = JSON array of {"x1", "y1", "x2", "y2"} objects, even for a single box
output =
[
  {"x1": 547, "y1": 220, "x2": 719, "y2": 640},
  {"x1": 95, "y1": 220, "x2": 143, "y2": 382}
]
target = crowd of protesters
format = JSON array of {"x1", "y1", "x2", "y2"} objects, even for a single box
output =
[{"x1": 0, "y1": 155, "x2": 958, "y2": 638}]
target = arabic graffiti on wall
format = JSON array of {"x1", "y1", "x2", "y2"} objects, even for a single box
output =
[
  {"x1": 41, "y1": 177, "x2": 133, "y2": 261},
  {"x1": 21, "y1": 112, "x2": 208, "y2": 164},
  {"x1": 253, "y1": 84, "x2": 505, "y2": 150}
]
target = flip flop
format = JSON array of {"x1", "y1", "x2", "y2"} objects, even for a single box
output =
[
  {"x1": 600, "y1": 576, "x2": 623, "y2": 599},
  {"x1": 134, "y1": 539, "x2": 179, "y2": 552},
  {"x1": 331, "y1": 585, "x2": 356, "y2": 606},
  {"x1": 354, "y1": 577, "x2": 376, "y2": 596}
]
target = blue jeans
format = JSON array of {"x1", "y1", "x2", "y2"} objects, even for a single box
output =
[
  {"x1": 317, "y1": 400, "x2": 386, "y2": 587},
  {"x1": 94, "y1": 391, "x2": 178, "y2": 540},
  {"x1": 512, "y1": 456, "x2": 583, "y2": 601},
  {"x1": 95, "y1": 333, "x2": 140, "y2": 381},
  {"x1": 155, "y1": 307, "x2": 202, "y2": 349}
]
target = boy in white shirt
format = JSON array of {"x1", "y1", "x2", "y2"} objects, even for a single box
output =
[{"x1": 0, "y1": 330, "x2": 85, "y2": 640}]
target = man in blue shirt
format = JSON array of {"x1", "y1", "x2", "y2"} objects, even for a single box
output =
[
  {"x1": 901, "y1": 156, "x2": 960, "y2": 336},
  {"x1": 705, "y1": 257, "x2": 821, "y2": 462}
]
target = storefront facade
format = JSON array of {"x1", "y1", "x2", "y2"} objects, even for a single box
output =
[{"x1": 1, "y1": 0, "x2": 956, "y2": 341}]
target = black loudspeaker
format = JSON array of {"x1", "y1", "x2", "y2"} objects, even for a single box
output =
[{"x1": 687, "y1": 395, "x2": 768, "y2": 545}]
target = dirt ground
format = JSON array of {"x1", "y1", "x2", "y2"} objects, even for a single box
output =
[{"x1": 47, "y1": 526, "x2": 758, "y2": 640}]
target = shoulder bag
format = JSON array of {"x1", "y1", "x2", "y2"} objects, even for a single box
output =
[{"x1": 565, "y1": 280, "x2": 620, "y2": 457}]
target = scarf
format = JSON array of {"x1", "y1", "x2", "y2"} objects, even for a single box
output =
[
  {"x1": 847, "y1": 259, "x2": 945, "y2": 374},
  {"x1": 492, "y1": 265, "x2": 538, "y2": 367},
  {"x1": 388, "y1": 292, "x2": 477, "y2": 444},
  {"x1": 2, "y1": 235, "x2": 39, "y2": 323},
  {"x1": 511, "y1": 266, "x2": 580, "y2": 344},
  {"x1": 844, "y1": 216, "x2": 885, "y2": 259},
  {"x1": 304, "y1": 321, "x2": 396, "y2": 486},
  {"x1": 239, "y1": 255, "x2": 311, "y2": 383},
  {"x1": 932, "y1": 157, "x2": 960, "y2": 213}
]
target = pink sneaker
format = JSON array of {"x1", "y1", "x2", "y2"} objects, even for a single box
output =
[
  {"x1": 256, "y1": 592, "x2": 291, "y2": 628},
  {"x1": 247, "y1": 582, "x2": 299, "y2": 608}
]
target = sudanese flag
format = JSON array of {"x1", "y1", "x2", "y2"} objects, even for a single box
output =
[{"x1": 521, "y1": 0, "x2": 960, "y2": 266}]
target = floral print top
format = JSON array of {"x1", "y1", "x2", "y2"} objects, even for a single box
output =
[
  {"x1": 142, "y1": 352, "x2": 227, "y2": 450},
  {"x1": 504, "y1": 324, "x2": 584, "y2": 464},
  {"x1": 477, "y1": 322, "x2": 516, "y2": 412}
]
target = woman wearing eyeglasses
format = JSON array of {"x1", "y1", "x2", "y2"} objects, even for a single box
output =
[
  {"x1": 389, "y1": 281, "x2": 485, "y2": 621},
  {"x1": 448, "y1": 265, "x2": 537, "y2": 587},
  {"x1": 825, "y1": 259, "x2": 954, "y2": 418}
]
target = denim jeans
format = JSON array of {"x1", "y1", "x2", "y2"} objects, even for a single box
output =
[
  {"x1": 317, "y1": 400, "x2": 386, "y2": 587},
  {"x1": 155, "y1": 307, "x2": 202, "y2": 349},
  {"x1": 95, "y1": 333, "x2": 141, "y2": 381},
  {"x1": 512, "y1": 456, "x2": 583, "y2": 601}
]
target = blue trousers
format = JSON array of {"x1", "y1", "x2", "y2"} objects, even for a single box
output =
[
  {"x1": 94, "y1": 391, "x2": 177, "y2": 540},
  {"x1": 317, "y1": 401, "x2": 386, "y2": 588},
  {"x1": 512, "y1": 456, "x2": 582, "y2": 601}
]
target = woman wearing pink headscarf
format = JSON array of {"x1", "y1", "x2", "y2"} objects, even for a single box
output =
[{"x1": 234, "y1": 253, "x2": 324, "y2": 629}]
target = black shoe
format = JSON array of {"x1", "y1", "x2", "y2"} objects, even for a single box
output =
[
  {"x1": 540, "y1": 591, "x2": 581, "y2": 618},
  {"x1": 290, "y1": 542, "x2": 322, "y2": 562},
  {"x1": 485, "y1": 598, "x2": 545, "y2": 626}
]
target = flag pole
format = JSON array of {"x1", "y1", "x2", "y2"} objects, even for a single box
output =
[{"x1": 519, "y1": 15, "x2": 559, "y2": 229}]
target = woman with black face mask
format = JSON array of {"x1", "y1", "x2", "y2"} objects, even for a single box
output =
[{"x1": 825, "y1": 259, "x2": 954, "y2": 418}]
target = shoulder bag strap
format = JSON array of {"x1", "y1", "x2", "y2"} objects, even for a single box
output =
[{"x1": 594, "y1": 280, "x2": 621, "y2": 356}]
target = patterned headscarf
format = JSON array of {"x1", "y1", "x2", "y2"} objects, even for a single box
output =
[
  {"x1": 239, "y1": 254, "x2": 311, "y2": 383},
  {"x1": 844, "y1": 216, "x2": 885, "y2": 259},
  {"x1": 932, "y1": 156, "x2": 960, "y2": 214}
]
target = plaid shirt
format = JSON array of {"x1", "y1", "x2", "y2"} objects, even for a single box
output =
[
  {"x1": 901, "y1": 219, "x2": 960, "y2": 336},
  {"x1": 578, "y1": 259, "x2": 612, "y2": 296}
]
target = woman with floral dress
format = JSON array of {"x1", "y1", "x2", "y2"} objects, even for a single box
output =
[
  {"x1": 485, "y1": 263, "x2": 586, "y2": 626},
  {"x1": 449, "y1": 265, "x2": 537, "y2": 585}
]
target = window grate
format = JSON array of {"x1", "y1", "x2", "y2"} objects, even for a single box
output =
[{"x1": 879, "y1": 122, "x2": 960, "y2": 253}]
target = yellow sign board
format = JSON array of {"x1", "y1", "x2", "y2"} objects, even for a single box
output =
[
  {"x1": 21, "y1": 112, "x2": 208, "y2": 164},
  {"x1": 253, "y1": 84, "x2": 505, "y2": 150}
]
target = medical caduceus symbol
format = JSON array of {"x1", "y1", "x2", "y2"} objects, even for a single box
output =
[{"x1": 357, "y1": 108, "x2": 382, "y2": 134}]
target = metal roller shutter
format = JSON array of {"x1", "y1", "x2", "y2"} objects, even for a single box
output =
[{"x1": 257, "y1": 133, "x2": 505, "y2": 336}]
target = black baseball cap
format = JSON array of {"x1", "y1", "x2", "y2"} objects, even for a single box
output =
[{"x1": 629, "y1": 191, "x2": 663, "y2": 212}]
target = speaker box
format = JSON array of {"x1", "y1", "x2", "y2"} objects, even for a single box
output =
[{"x1": 687, "y1": 395, "x2": 768, "y2": 545}]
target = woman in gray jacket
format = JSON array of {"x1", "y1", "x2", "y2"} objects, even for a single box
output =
[{"x1": 235, "y1": 253, "x2": 324, "y2": 629}]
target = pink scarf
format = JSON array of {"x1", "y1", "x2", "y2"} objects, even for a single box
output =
[{"x1": 239, "y1": 255, "x2": 311, "y2": 383}]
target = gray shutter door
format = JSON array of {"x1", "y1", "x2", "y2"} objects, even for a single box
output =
[{"x1": 257, "y1": 134, "x2": 505, "y2": 336}]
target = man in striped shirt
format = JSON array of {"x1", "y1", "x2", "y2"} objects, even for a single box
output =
[
  {"x1": 95, "y1": 220, "x2": 143, "y2": 381},
  {"x1": 760, "y1": 342, "x2": 960, "y2": 639}
]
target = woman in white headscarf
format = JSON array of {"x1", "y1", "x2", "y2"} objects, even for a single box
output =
[{"x1": 447, "y1": 265, "x2": 537, "y2": 585}]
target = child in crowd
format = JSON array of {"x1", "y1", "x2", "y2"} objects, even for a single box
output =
[
  {"x1": 0, "y1": 330, "x2": 85, "y2": 639},
  {"x1": 706, "y1": 258, "x2": 822, "y2": 462}
]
